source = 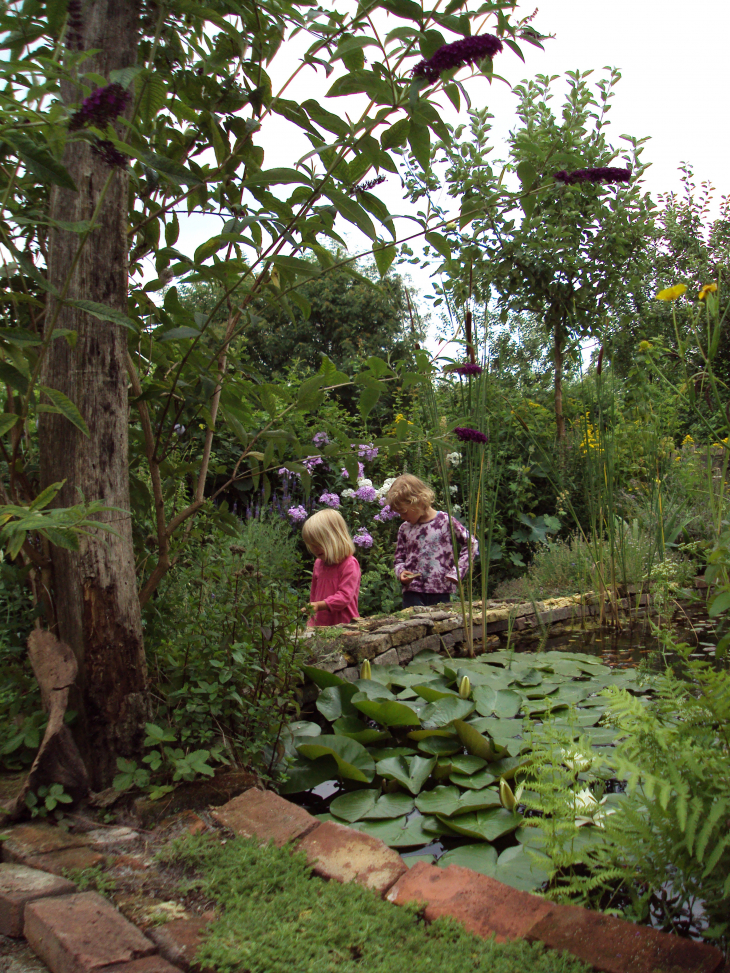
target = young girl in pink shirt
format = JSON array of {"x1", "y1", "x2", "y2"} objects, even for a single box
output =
[{"x1": 301, "y1": 509, "x2": 361, "y2": 627}]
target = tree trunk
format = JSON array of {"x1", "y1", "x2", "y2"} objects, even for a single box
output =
[
  {"x1": 39, "y1": 0, "x2": 148, "y2": 790},
  {"x1": 553, "y1": 317, "x2": 565, "y2": 441}
]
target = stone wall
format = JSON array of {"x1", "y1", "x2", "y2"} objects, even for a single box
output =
[{"x1": 301, "y1": 587, "x2": 653, "y2": 682}]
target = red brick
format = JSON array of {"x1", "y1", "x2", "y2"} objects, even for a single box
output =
[
  {"x1": 526, "y1": 902, "x2": 724, "y2": 973},
  {"x1": 211, "y1": 788, "x2": 318, "y2": 846},
  {"x1": 25, "y1": 847, "x2": 106, "y2": 876},
  {"x1": 0, "y1": 863, "x2": 76, "y2": 937},
  {"x1": 297, "y1": 821, "x2": 407, "y2": 895},
  {"x1": 147, "y1": 918, "x2": 211, "y2": 972},
  {"x1": 24, "y1": 891, "x2": 157, "y2": 973},
  {"x1": 385, "y1": 860, "x2": 552, "y2": 941},
  {"x1": 1, "y1": 823, "x2": 90, "y2": 861},
  {"x1": 100, "y1": 958, "x2": 183, "y2": 973}
]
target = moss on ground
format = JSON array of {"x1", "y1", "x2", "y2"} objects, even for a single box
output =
[{"x1": 159, "y1": 834, "x2": 590, "y2": 973}]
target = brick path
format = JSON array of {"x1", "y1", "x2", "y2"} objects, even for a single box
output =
[{"x1": 1, "y1": 789, "x2": 724, "y2": 973}]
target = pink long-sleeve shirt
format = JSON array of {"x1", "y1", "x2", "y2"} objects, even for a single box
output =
[{"x1": 308, "y1": 555, "x2": 361, "y2": 627}]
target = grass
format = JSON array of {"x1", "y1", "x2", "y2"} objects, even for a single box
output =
[{"x1": 159, "y1": 834, "x2": 590, "y2": 973}]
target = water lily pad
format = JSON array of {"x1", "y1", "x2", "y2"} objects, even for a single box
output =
[
  {"x1": 301, "y1": 665, "x2": 348, "y2": 688},
  {"x1": 285, "y1": 721, "x2": 322, "y2": 738},
  {"x1": 439, "y1": 807, "x2": 522, "y2": 841},
  {"x1": 352, "y1": 814, "x2": 433, "y2": 847},
  {"x1": 352, "y1": 697, "x2": 421, "y2": 727},
  {"x1": 376, "y1": 754, "x2": 437, "y2": 795},
  {"x1": 362, "y1": 793, "x2": 415, "y2": 819},
  {"x1": 515, "y1": 668, "x2": 543, "y2": 687},
  {"x1": 453, "y1": 720, "x2": 506, "y2": 761},
  {"x1": 493, "y1": 690, "x2": 523, "y2": 719},
  {"x1": 450, "y1": 767, "x2": 497, "y2": 790},
  {"x1": 332, "y1": 717, "x2": 391, "y2": 745},
  {"x1": 420, "y1": 696, "x2": 475, "y2": 728},
  {"x1": 316, "y1": 684, "x2": 359, "y2": 721},
  {"x1": 407, "y1": 728, "x2": 460, "y2": 741},
  {"x1": 455, "y1": 665, "x2": 516, "y2": 689},
  {"x1": 582, "y1": 727, "x2": 618, "y2": 746},
  {"x1": 413, "y1": 684, "x2": 458, "y2": 702},
  {"x1": 493, "y1": 844, "x2": 551, "y2": 892},
  {"x1": 353, "y1": 678, "x2": 396, "y2": 699},
  {"x1": 449, "y1": 754, "x2": 488, "y2": 775},
  {"x1": 420, "y1": 814, "x2": 462, "y2": 837},
  {"x1": 418, "y1": 735, "x2": 462, "y2": 756},
  {"x1": 297, "y1": 735, "x2": 375, "y2": 783},
  {"x1": 416, "y1": 785, "x2": 501, "y2": 816},
  {"x1": 489, "y1": 755, "x2": 527, "y2": 780},
  {"x1": 278, "y1": 754, "x2": 339, "y2": 794},
  {"x1": 371, "y1": 747, "x2": 416, "y2": 760},
  {"x1": 473, "y1": 686, "x2": 497, "y2": 716},
  {"x1": 437, "y1": 843, "x2": 497, "y2": 875},
  {"x1": 329, "y1": 789, "x2": 377, "y2": 823}
]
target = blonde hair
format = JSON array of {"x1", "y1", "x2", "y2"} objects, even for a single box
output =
[
  {"x1": 386, "y1": 474, "x2": 436, "y2": 513},
  {"x1": 302, "y1": 508, "x2": 355, "y2": 564}
]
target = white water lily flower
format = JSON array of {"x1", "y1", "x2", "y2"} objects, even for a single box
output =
[
  {"x1": 561, "y1": 748, "x2": 593, "y2": 774},
  {"x1": 573, "y1": 788, "x2": 616, "y2": 828}
]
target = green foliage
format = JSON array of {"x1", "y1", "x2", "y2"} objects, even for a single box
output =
[
  {"x1": 25, "y1": 783, "x2": 72, "y2": 819},
  {"x1": 158, "y1": 833, "x2": 590, "y2": 973},
  {"x1": 62, "y1": 865, "x2": 117, "y2": 898}
]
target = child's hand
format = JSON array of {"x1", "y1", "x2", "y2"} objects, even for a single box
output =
[
  {"x1": 399, "y1": 571, "x2": 421, "y2": 585},
  {"x1": 302, "y1": 600, "x2": 327, "y2": 614}
]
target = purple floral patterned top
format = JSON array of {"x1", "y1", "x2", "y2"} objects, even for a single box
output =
[{"x1": 394, "y1": 511, "x2": 478, "y2": 594}]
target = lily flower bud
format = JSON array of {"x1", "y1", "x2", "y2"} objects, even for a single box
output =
[
  {"x1": 458, "y1": 675, "x2": 471, "y2": 699},
  {"x1": 360, "y1": 659, "x2": 371, "y2": 681}
]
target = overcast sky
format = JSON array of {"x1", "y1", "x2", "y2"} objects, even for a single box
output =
[{"x1": 170, "y1": 0, "x2": 730, "y2": 346}]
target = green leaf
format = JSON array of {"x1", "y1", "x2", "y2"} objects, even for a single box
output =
[
  {"x1": 297, "y1": 735, "x2": 375, "y2": 783},
  {"x1": 516, "y1": 160, "x2": 536, "y2": 189},
  {"x1": 408, "y1": 122, "x2": 431, "y2": 172},
  {"x1": 64, "y1": 300, "x2": 137, "y2": 330},
  {"x1": 381, "y1": 118, "x2": 410, "y2": 150},
  {"x1": 4, "y1": 132, "x2": 76, "y2": 190},
  {"x1": 0, "y1": 361, "x2": 28, "y2": 394},
  {"x1": 417, "y1": 735, "x2": 461, "y2": 756},
  {"x1": 493, "y1": 690, "x2": 523, "y2": 719},
  {"x1": 278, "y1": 755, "x2": 339, "y2": 794},
  {"x1": 332, "y1": 716, "x2": 391, "y2": 745},
  {"x1": 415, "y1": 785, "x2": 500, "y2": 817},
  {"x1": 0, "y1": 414, "x2": 20, "y2": 438},
  {"x1": 452, "y1": 720, "x2": 505, "y2": 761},
  {"x1": 376, "y1": 754, "x2": 436, "y2": 795},
  {"x1": 39, "y1": 386, "x2": 90, "y2": 437},
  {"x1": 709, "y1": 590, "x2": 730, "y2": 618},
  {"x1": 244, "y1": 168, "x2": 311, "y2": 188},
  {"x1": 449, "y1": 755, "x2": 488, "y2": 776},
  {"x1": 316, "y1": 684, "x2": 359, "y2": 722},
  {"x1": 438, "y1": 843, "x2": 498, "y2": 876},
  {"x1": 350, "y1": 814, "x2": 433, "y2": 847},
  {"x1": 159, "y1": 326, "x2": 202, "y2": 342},
  {"x1": 329, "y1": 789, "x2": 377, "y2": 823},
  {"x1": 137, "y1": 72, "x2": 167, "y2": 122},
  {"x1": 374, "y1": 241, "x2": 396, "y2": 278},
  {"x1": 424, "y1": 232, "x2": 452, "y2": 261},
  {"x1": 493, "y1": 844, "x2": 551, "y2": 892},
  {"x1": 439, "y1": 807, "x2": 522, "y2": 842},
  {"x1": 362, "y1": 792, "x2": 415, "y2": 819},
  {"x1": 301, "y1": 665, "x2": 348, "y2": 688},
  {"x1": 352, "y1": 698, "x2": 420, "y2": 727},
  {"x1": 420, "y1": 696, "x2": 475, "y2": 728}
]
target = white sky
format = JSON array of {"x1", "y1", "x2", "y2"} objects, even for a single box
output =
[{"x1": 169, "y1": 0, "x2": 730, "y2": 351}]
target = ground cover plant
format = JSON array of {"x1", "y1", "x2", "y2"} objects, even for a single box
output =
[{"x1": 159, "y1": 832, "x2": 591, "y2": 973}]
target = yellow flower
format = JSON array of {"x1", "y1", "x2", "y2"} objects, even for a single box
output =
[
  {"x1": 655, "y1": 284, "x2": 687, "y2": 301},
  {"x1": 682, "y1": 434, "x2": 694, "y2": 445},
  {"x1": 638, "y1": 340, "x2": 653, "y2": 352},
  {"x1": 699, "y1": 283, "x2": 718, "y2": 300}
]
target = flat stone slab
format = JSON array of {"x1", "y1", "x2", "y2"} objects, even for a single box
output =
[
  {"x1": 386, "y1": 861, "x2": 552, "y2": 941},
  {"x1": 0, "y1": 863, "x2": 76, "y2": 937},
  {"x1": 1, "y1": 824, "x2": 90, "y2": 861},
  {"x1": 211, "y1": 788, "x2": 318, "y2": 846},
  {"x1": 297, "y1": 820, "x2": 406, "y2": 895},
  {"x1": 83, "y1": 828, "x2": 138, "y2": 848},
  {"x1": 527, "y1": 902, "x2": 724, "y2": 973},
  {"x1": 24, "y1": 891, "x2": 157, "y2": 973},
  {"x1": 23, "y1": 848, "x2": 105, "y2": 878},
  {"x1": 146, "y1": 918, "x2": 210, "y2": 971},
  {"x1": 101, "y1": 960, "x2": 183, "y2": 973}
]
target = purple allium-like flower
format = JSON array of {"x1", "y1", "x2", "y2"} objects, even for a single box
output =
[
  {"x1": 554, "y1": 167, "x2": 631, "y2": 187},
  {"x1": 91, "y1": 139, "x2": 128, "y2": 168},
  {"x1": 354, "y1": 484, "x2": 378, "y2": 502},
  {"x1": 412, "y1": 34, "x2": 503, "y2": 85},
  {"x1": 302, "y1": 455, "x2": 324, "y2": 474},
  {"x1": 453, "y1": 363, "x2": 483, "y2": 376},
  {"x1": 374, "y1": 503, "x2": 399, "y2": 523},
  {"x1": 312, "y1": 431, "x2": 330, "y2": 448},
  {"x1": 287, "y1": 505, "x2": 308, "y2": 523},
  {"x1": 454, "y1": 426, "x2": 489, "y2": 444},
  {"x1": 353, "y1": 530, "x2": 374, "y2": 548},
  {"x1": 356, "y1": 443, "x2": 379, "y2": 462},
  {"x1": 69, "y1": 83, "x2": 132, "y2": 131},
  {"x1": 350, "y1": 175, "x2": 386, "y2": 197},
  {"x1": 319, "y1": 492, "x2": 341, "y2": 509}
]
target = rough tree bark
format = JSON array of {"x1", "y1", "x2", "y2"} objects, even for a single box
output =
[{"x1": 39, "y1": 0, "x2": 148, "y2": 790}]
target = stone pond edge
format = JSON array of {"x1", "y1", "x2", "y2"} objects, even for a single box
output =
[{"x1": 1, "y1": 786, "x2": 724, "y2": 973}]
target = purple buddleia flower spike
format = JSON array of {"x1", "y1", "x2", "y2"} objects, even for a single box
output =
[
  {"x1": 69, "y1": 83, "x2": 132, "y2": 131},
  {"x1": 554, "y1": 167, "x2": 632, "y2": 187},
  {"x1": 452, "y1": 363, "x2": 483, "y2": 376},
  {"x1": 454, "y1": 426, "x2": 489, "y2": 444},
  {"x1": 91, "y1": 139, "x2": 128, "y2": 168},
  {"x1": 412, "y1": 35, "x2": 503, "y2": 85}
]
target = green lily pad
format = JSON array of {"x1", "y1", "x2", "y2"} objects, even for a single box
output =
[
  {"x1": 416, "y1": 785, "x2": 501, "y2": 817},
  {"x1": 473, "y1": 686, "x2": 497, "y2": 716},
  {"x1": 352, "y1": 814, "x2": 433, "y2": 847},
  {"x1": 493, "y1": 690, "x2": 523, "y2": 719},
  {"x1": 489, "y1": 756, "x2": 527, "y2": 780},
  {"x1": 362, "y1": 793, "x2": 415, "y2": 819},
  {"x1": 514, "y1": 668, "x2": 542, "y2": 687},
  {"x1": 449, "y1": 754, "x2": 488, "y2": 775},
  {"x1": 493, "y1": 844, "x2": 551, "y2": 892},
  {"x1": 332, "y1": 717, "x2": 391, "y2": 745},
  {"x1": 297, "y1": 735, "x2": 375, "y2": 783},
  {"x1": 437, "y1": 843, "x2": 497, "y2": 875},
  {"x1": 420, "y1": 696, "x2": 475, "y2": 728},
  {"x1": 413, "y1": 684, "x2": 458, "y2": 702},
  {"x1": 285, "y1": 721, "x2": 321, "y2": 738},
  {"x1": 450, "y1": 767, "x2": 497, "y2": 790},
  {"x1": 329, "y1": 789, "x2": 377, "y2": 823},
  {"x1": 352, "y1": 697, "x2": 421, "y2": 727},
  {"x1": 277, "y1": 754, "x2": 338, "y2": 794},
  {"x1": 376, "y1": 754, "x2": 437, "y2": 795},
  {"x1": 407, "y1": 728, "x2": 461, "y2": 741},
  {"x1": 438, "y1": 807, "x2": 522, "y2": 841},
  {"x1": 370, "y1": 747, "x2": 416, "y2": 760},
  {"x1": 420, "y1": 814, "x2": 462, "y2": 837},
  {"x1": 453, "y1": 720, "x2": 506, "y2": 761},
  {"x1": 301, "y1": 665, "x2": 348, "y2": 688},
  {"x1": 418, "y1": 735, "x2": 462, "y2": 756},
  {"x1": 353, "y1": 678, "x2": 396, "y2": 699},
  {"x1": 316, "y1": 684, "x2": 359, "y2": 721}
]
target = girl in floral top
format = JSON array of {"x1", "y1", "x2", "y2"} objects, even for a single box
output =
[{"x1": 387, "y1": 474, "x2": 478, "y2": 609}]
